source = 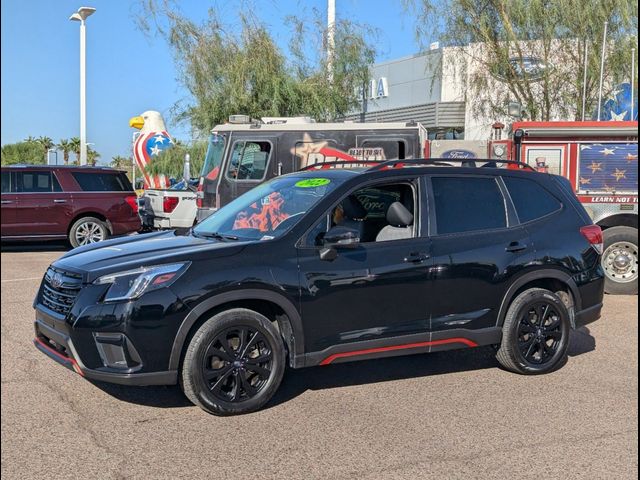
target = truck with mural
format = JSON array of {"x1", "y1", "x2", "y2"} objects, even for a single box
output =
[{"x1": 501, "y1": 120, "x2": 638, "y2": 295}]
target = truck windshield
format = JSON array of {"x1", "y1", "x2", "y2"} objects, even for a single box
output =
[
  {"x1": 193, "y1": 176, "x2": 339, "y2": 241},
  {"x1": 200, "y1": 134, "x2": 226, "y2": 183}
]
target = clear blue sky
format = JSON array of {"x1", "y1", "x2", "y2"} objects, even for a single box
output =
[{"x1": 1, "y1": 0, "x2": 424, "y2": 164}]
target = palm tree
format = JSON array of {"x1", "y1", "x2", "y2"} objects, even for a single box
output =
[
  {"x1": 110, "y1": 155, "x2": 131, "y2": 169},
  {"x1": 57, "y1": 139, "x2": 72, "y2": 165},
  {"x1": 69, "y1": 137, "x2": 81, "y2": 164},
  {"x1": 87, "y1": 146, "x2": 101, "y2": 166}
]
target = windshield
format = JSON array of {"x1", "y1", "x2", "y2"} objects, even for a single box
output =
[
  {"x1": 200, "y1": 133, "x2": 226, "y2": 183},
  {"x1": 193, "y1": 176, "x2": 339, "y2": 241}
]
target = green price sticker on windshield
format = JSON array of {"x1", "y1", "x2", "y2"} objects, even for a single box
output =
[{"x1": 295, "y1": 178, "x2": 331, "y2": 188}]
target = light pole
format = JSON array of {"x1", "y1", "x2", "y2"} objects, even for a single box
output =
[{"x1": 70, "y1": 6, "x2": 96, "y2": 166}]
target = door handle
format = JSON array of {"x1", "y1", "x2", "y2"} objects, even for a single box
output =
[
  {"x1": 505, "y1": 242, "x2": 528, "y2": 253},
  {"x1": 0, "y1": 200, "x2": 12, "y2": 204},
  {"x1": 404, "y1": 252, "x2": 430, "y2": 263},
  {"x1": 53, "y1": 199, "x2": 67, "y2": 203}
]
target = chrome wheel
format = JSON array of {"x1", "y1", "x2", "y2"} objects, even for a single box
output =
[
  {"x1": 603, "y1": 241, "x2": 638, "y2": 284},
  {"x1": 75, "y1": 221, "x2": 105, "y2": 245}
]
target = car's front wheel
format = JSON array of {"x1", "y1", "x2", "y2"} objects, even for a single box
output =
[
  {"x1": 180, "y1": 308, "x2": 286, "y2": 415},
  {"x1": 496, "y1": 288, "x2": 571, "y2": 374}
]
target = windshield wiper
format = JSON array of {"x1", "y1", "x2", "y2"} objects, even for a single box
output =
[{"x1": 194, "y1": 231, "x2": 239, "y2": 241}]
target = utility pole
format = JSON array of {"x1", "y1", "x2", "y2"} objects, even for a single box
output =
[
  {"x1": 596, "y1": 21, "x2": 608, "y2": 121},
  {"x1": 327, "y1": 0, "x2": 335, "y2": 83},
  {"x1": 632, "y1": 48, "x2": 636, "y2": 121},
  {"x1": 581, "y1": 40, "x2": 589, "y2": 121}
]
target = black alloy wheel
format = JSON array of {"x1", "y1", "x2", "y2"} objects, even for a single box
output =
[
  {"x1": 516, "y1": 302, "x2": 563, "y2": 365},
  {"x1": 203, "y1": 326, "x2": 273, "y2": 403},
  {"x1": 496, "y1": 288, "x2": 570, "y2": 374},
  {"x1": 181, "y1": 308, "x2": 286, "y2": 416}
]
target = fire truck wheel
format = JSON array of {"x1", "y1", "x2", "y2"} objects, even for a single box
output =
[{"x1": 602, "y1": 226, "x2": 638, "y2": 295}]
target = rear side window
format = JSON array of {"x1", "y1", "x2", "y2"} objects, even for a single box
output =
[
  {"x1": 432, "y1": 177, "x2": 507, "y2": 234},
  {"x1": 504, "y1": 177, "x2": 562, "y2": 223},
  {"x1": 72, "y1": 172, "x2": 131, "y2": 192},
  {"x1": 16, "y1": 171, "x2": 57, "y2": 193}
]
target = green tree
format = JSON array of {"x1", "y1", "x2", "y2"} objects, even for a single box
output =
[
  {"x1": 1, "y1": 140, "x2": 46, "y2": 165},
  {"x1": 406, "y1": 0, "x2": 638, "y2": 121},
  {"x1": 57, "y1": 139, "x2": 72, "y2": 165},
  {"x1": 87, "y1": 146, "x2": 101, "y2": 166},
  {"x1": 135, "y1": 2, "x2": 376, "y2": 134},
  {"x1": 36, "y1": 136, "x2": 55, "y2": 161},
  {"x1": 69, "y1": 137, "x2": 81, "y2": 164}
]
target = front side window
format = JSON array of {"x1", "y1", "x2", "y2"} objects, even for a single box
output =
[
  {"x1": 432, "y1": 177, "x2": 507, "y2": 235},
  {"x1": 17, "y1": 171, "x2": 53, "y2": 193},
  {"x1": 194, "y1": 175, "x2": 340, "y2": 241},
  {"x1": 1, "y1": 172, "x2": 10, "y2": 193},
  {"x1": 226, "y1": 141, "x2": 272, "y2": 181}
]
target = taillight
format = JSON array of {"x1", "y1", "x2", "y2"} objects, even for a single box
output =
[
  {"x1": 580, "y1": 225, "x2": 603, "y2": 254},
  {"x1": 196, "y1": 181, "x2": 204, "y2": 208},
  {"x1": 125, "y1": 195, "x2": 138, "y2": 214},
  {"x1": 163, "y1": 196, "x2": 179, "y2": 213}
]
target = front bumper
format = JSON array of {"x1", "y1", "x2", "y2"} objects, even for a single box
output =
[
  {"x1": 34, "y1": 316, "x2": 177, "y2": 386},
  {"x1": 32, "y1": 284, "x2": 188, "y2": 386}
]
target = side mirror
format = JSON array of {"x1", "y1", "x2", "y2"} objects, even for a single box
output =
[{"x1": 319, "y1": 226, "x2": 360, "y2": 261}]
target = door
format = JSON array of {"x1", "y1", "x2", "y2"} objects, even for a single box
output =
[
  {"x1": 217, "y1": 137, "x2": 277, "y2": 207},
  {"x1": 297, "y1": 178, "x2": 433, "y2": 353},
  {"x1": 1, "y1": 170, "x2": 18, "y2": 237},
  {"x1": 14, "y1": 170, "x2": 71, "y2": 236},
  {"x1": 425, "y1": 175, "x2": 534, "y2": 333}
]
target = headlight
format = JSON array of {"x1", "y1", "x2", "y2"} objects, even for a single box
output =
[{"x1": 94, "y1": 262, "x2": 190, "y2": 302}]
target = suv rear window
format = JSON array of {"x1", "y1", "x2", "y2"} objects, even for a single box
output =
[
  {"x1": 432, "y1": 177, "x2": 507, "y2": 234},
  {"x1": 504, "y1": 177, "x2": 562, "y2": 223},
  {"x1": 72, "y1": 172, "x2": 132, "y2": 192}
]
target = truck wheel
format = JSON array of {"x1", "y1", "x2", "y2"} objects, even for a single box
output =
[
  {"x1": 496, "y1": 288, "x2": 570, "y2": 375},
  {"x1": 180, "y1": 308, "x2": 285, "y2": 416},
  {"x1": 69, "y1": 217, "x2": 109, "y2": 248},
  {"x1": 602, "y1": 226, "x2": 638, "y2": 295}
]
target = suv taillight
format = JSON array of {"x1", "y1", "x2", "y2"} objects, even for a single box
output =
[
  {"x1": 196, "y1": 180, "x2": 204, "y2": 208},
  {"x1": 125, "y1": 195, "x2": 139, "y2": 214},
  {"x1": 163, "y1": 196, "x2": 179, "y2": 213},
  {"x1": 580, "y1": 225, "x2": 603, "y2": 254}
]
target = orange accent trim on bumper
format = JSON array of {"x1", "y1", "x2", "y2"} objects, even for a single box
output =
[{"x1": 34, "y1": 337, "x2": 84, "y2": 376}]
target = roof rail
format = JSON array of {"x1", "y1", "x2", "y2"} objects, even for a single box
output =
[{"x1": 367, "y1": 158, "x2": 536, "y2": 172}]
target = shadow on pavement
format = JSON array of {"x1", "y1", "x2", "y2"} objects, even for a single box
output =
[
  {"x1": 1, "y1": 241, "x2": 70, "y2": 252},
  {"x1": 88, "y1": 327, "x2": 596, "y2": 411}
]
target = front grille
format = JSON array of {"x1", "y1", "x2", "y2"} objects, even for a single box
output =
[{"x1": 41, "y1": 268, "x2": 82, "y2": 316}]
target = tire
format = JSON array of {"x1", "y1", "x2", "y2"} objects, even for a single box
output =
[
  {"x1": 602, "y1": 226, "x2": 638, "y2": 295},
  {"x1": 180, "y1": 308, "x2": 286, "y2": 416},
  {"x1": 69, "y1": 216, "x2": 109, "y2": 248},
  {"x1": 496, "y1": 288, "x2": 571, "y2": 375}
]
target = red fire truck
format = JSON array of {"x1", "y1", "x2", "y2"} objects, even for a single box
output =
[{"x1": 501, "y1": 121, "x2": 638, "y2": 295}]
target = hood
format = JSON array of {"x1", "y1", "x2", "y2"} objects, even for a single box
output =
[{"x1": 54, "y1": 231, "x2": 246, "y2": 282}]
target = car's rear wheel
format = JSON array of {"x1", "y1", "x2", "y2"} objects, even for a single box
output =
[
  {"x1": 602, "y1": 226, "x2": 638, "y2": 295},
  {"x1": 180, "y1": 308, "x2": 285, "y2": 416},
  {"x1": 69, "y1": 216, "x2": 108, "y2": 248},
  {"x1": 496, "y1": 288, "x2": 570, "y2": 374}
]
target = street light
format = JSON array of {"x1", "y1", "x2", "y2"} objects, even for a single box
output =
[{"x1": 70, "y1": 6, "x2": 96, "y2": 166}]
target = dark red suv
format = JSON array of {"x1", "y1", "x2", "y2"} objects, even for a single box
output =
[{"x1": 1, "y1": 165, "x2": 140, "y2": 247}]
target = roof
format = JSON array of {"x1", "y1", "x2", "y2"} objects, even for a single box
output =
[
  {"x1": 1, "y1": 164, "x2": 122, "y2": 171},
  {"x1": 211, "y1": 121, "x2": 424, "y2": 133},
  {"x1": 513, "y1": 120, "x2": 639, "y2": 138}
]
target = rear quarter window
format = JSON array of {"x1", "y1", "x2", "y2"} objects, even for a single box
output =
[
  {"x1": 504, "y1": 177, "x2": 562, "y2": 223},
  {"x1": 432, "y1": 177, "x2": 507, "y2": 234},
  {"x1": 72, "y1": 172, "x2": 132, "y2": 192}
]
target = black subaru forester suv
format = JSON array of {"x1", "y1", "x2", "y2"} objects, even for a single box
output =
[{"x1": 34, "y1": 160, "x2": 605, "y2": 415}]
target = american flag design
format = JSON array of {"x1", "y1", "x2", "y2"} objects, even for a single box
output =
[
  {"x1": 133, "y1": 131, "x2": 174, "y2": 188},
  {"x1": 578, "y1": 143, "x2": 638, "y2": 193}
]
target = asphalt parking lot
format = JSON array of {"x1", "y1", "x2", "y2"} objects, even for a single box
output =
[{"x1": 1, "y1": 245, "x2": 637, "y2": 480}]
